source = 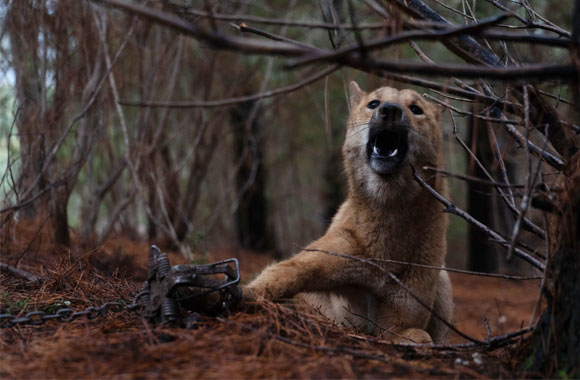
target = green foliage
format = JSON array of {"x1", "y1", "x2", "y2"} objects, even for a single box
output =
[
  {"x1": 41, "y1": 299, "x2": 72, "y2": 315},
  {"x1": 557, "y1": 369, "x2": 570, "y2": 379},
  {"x1": 1, "y1": 293, "x2": 30, "y2": 314}
]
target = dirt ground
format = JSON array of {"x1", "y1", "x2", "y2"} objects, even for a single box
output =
[{"x1": 0, "y1": 219, "x2": 541, "y2": 379}]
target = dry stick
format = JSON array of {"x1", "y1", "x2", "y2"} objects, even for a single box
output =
[
  {"x1": 444, "y1": 108, "x2": 547, "y2": 241},
  {"x1": 430, "y1": 89, "x2": 475, "y2": 103},
  {"x1": 486, "y1": 119, "x2": 516, "y2": 205},
  {"x1": 98, "y1": 0, "x2": 521, "y2": 117},
  {"x1": 120, "y1": 65, "x2": 339, "y2": 108},
  {"x1": 408, "y1": 39, "x2": 545, "y2": 210},
  {"x1": 395, "y1": 0, "x2": 575, "y2": 156},
  {"x1": 94, "y1": 0, "x2": 310, "y2": 56},
  {"x1": 483, "y1": 316, "x2": 492, "y2": 339},
  {"x1": 386, "y1": 0, "x2": 502, "y2": 66},
  {"x1": 300, "y1": 247, "x2": 484, "y2": 344},
  {"x1": 441, "y1": 326, "x2": 533, "y2": 349},
  {"x1": 97, "y1": 189, "x2": 137, "y2": 245},
  {"x1": 348, "y1": 325, "x2": 534, "y2": 350},
  {"x1": 287, "y1": 12, "x2": 513, "y2": 69},
  {"x1": 11, "y1": 11, "x2": 134, "y2": 208},
  {"x1": 432, "y1": 0, "x2": 475, "y2": 20},
  {"x1": 181, "y1": 8, "x2": 389, "y2": 30},
  {"x1": 424, "y1": 93, "x2": 520, "y2": 125},
  {"x1": 498, "y1": 113, "x2": 563, "y2": 170},
  {"x1": 232, "y1": 23, "x2": 322, "y2": 51},
  {"x1": 538, "y1": 89, "x2": 578, "y2": 108},
  {"x1": 506, "y1": 94, "x2": 549, "y2": 260},
  {"x1": 275, "y1": 336, "x2": 393, "y2": 363},
  {"x1": 93, "y1": 9, "x2": 183, "y2": 250},
  {"x1": 474, "y1": 30, "x2": 570, "y2": 46},
  {"x1": 357, "y1": 57, "x2": 576, "y2": 80},
  {"x1": 355, "y1": 70, "x2": 518, "y2": 114},
  {"x1": 423, "y1": 166, "x2": 525, "y2": 189},
  {"x1": 99, "y1": 0, "x2": 576, "y2": 81},
  {"x1": 286, "y1": 22, "x2": 570, "y2": 71},
  {"x1": 301, "y1": 248, "x2": 541, "y2": 280},
  {"x1": 412, "y1": 168, "x2": 544, "y2": 270},
  {"x1": 349, "y1": 36, "x2": 514, "y2": 115},
  {"x1": 187, "y1": 4, "x2": 471, "y2": 34},
  {"x1": 484, "y1": 0, "x2": 571, "y2": 38},
  {"x1": 0, "y1": 262, "x2": 43, "y2": 283}
]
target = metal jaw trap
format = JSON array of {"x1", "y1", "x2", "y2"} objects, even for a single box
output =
[{"x1": 135, "y1": 245, "x2": 242, "y2": 327}]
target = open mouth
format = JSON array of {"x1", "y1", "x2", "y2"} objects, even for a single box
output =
[{"x1": 366, "y1": 127, "x2": 409, "y2": 175}]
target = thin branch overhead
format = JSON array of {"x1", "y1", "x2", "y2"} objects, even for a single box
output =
[{"x1": 94, "y1": 0, "x2": 578, "y2": 80}]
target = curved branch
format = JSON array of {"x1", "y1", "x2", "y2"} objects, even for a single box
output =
[{"x1": 119, "y1": 65, "x2": 339, "y2": 108}]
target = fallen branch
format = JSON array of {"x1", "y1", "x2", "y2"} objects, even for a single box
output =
[{"x1": 0, "y1": 262, "x2": 43, "y2": 283}]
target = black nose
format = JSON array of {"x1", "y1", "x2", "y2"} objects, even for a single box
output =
[{"x1": 378, "y1": 103, "x2": 404, "y2": 123}]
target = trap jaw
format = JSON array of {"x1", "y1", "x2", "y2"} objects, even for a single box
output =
[{"x1": 138, "y1": 245, "x2": 242, "y2": 326}]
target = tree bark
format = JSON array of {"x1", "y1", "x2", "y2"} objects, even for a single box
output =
[
  {"x1": 527, "y1": 152, "x2": 580, "y2": 377},
  {"x1": 7, "y1": 1, "x2": 46, "y2": 217},
  {"x1": 527, "y1": 1, "x2": 580, "y2": 375},
  {"x1": 229, "y1": 100, "x2": 273, "y2": 252},
  {"x1": 467, "y1": 107, "x2": 515, "y2": 272}
]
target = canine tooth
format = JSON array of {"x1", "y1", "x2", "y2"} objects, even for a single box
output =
[{"x1": 389, "y1": 148, "x2": 398, "y2": 157}]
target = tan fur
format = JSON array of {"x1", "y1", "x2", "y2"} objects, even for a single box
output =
[{"x1": 245, "y1": 82, "x2": 453, "y2": 344}]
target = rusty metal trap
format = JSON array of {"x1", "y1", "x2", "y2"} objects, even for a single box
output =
[
  {"x1": 0, "y1": 245, "x2": 242, "y2": 328},
  {"x1": 136, "y1": 245, "x2": 242, "y2": 327}
]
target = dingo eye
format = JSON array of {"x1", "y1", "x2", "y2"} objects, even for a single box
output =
[
  {"x1": 409, "y1": 105, "x2": 424, "y2": 115},
  {"x1": 367, "y1": 100, "x2": 380, "y2": 109}
]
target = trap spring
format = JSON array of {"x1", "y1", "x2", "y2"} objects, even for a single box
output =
[
  {"x1": 0, "y1": 245, "x2": 242, "y2": 328},
  {"x1": 139, "y1": 245, "x2": 242, "y2": 326}
]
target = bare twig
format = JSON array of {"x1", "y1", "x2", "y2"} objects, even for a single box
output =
[
  {"x1": 356, "y1": 58, "x2": 577, "y2": 80},
  {"x1": 448, "y1": 112, "x2": 548, "y2": 241},
  {"x1": 233, "y1": 23, "x2": 322, "y2": 51},
  {"x1": 506, "y1": 98, "x2": 549, "y2": 260},
  {"x1": 486, "y1": 120, "x2": 516, "y2": 205},
  {"x1": 94, "y1": 0, "x2": 311, "y2": 56},
  {"x1": 422, "y1": 167, "x2": 524, "y2": 189},
  {"x1": 412, "y1": 168, "x2": 545, "y2": 270},
  {"x1": 287, "y1": 12, "x2": 513, "y2": 68},
  {"x1": 120, "y1": 65, "x2": 339, "y2": 108},
  {"x1": 302, "y1": 247, "x2": 541, "y2": 280},
  {"x1": 485, "y1": 0, "x2": 571, "y2": 38},
  {"x1": 276, "y1": 335, "x2": 393, "y2": 362},
  {"x1": 300, "y1": 247, "x2": 484, "y2": 344},
  {"x1": 181, "y1": 8, "x2": 389, "y2": 30},
  {"x1": 348, "y1": 326, "x2": 533, "y2": 350}
]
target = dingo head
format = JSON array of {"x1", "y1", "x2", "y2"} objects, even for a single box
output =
[{"x1": 343, "y1": 81, "x2": 443, "y2": 202}]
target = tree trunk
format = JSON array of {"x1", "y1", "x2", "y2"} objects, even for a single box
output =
[
  {"x1": 526, "y1": 152, "x2": 580, "y2": 377},
  {"x1": 230, "y1": 100, "x2": 273, "y2": 252},
  {"x1": 467, "y1": 107, "x2": 514, "y2": 272},
  {"x1": 7, "y1": 1, "x2": 46, "y2": 217},
  {"x1": 51, "y1": 188, "x2": 71, "y2": 246},
  {"x1": 527, "y1": 3, "x2": 580, "y2": 374}
]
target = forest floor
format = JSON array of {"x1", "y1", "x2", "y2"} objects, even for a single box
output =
[{"x1": 1, "y1": 219, "x2": 542, "y2": 379}]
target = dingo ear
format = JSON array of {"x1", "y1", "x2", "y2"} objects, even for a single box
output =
[{"x1": 349, "y1": 81, "x2": 364, "y2": 109}]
